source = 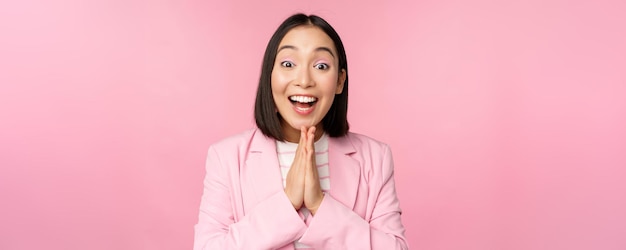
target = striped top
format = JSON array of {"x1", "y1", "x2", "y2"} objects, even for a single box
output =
[{"x1": 276, "y1": 133, "x2": 330, "y2": 249}]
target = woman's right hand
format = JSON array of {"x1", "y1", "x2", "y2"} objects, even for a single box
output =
[{"x1": 284, "y1": 126, "x2": 310, "y2": 210}]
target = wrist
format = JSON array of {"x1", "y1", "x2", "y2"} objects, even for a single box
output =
[{"x1": 309, "y1": 193, "x2": 325, "y2": 215}]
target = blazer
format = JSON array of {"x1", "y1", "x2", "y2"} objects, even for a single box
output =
[{"x1": 194, "y1": 128, "x2": 408, "y2": 250}]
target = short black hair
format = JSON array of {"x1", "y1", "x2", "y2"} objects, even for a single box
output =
[{"x1": 254, "y1": 13, "x2": 349, "y2": 141}]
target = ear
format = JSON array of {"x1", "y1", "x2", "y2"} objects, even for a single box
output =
[{"x1": 335, "y1": 69, "x2": 346, "y2": 94}]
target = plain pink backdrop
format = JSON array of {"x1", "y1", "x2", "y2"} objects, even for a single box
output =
[{"x1": 1, "y1": 0, "x2": 625, "y2": 249}]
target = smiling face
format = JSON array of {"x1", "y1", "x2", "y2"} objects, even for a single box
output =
[{"x1": 271, "y1": 25, "x2": 346, "y2": 142}]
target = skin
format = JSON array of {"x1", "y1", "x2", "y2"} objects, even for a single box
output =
[
  {"x1": 271, "y1": 25, "x2": 346, "y2": 215},
  {"x1": 284, "y1": 126, "x2": 323, "y2": 214}
]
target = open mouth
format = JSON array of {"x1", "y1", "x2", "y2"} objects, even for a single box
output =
[{"x1": 289, "y1": 95, "x2": 318, "y2": 112}]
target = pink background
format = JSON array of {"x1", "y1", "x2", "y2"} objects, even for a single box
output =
[{"x1": 1, "y1": 0, "x2": 625, "y2": 249}]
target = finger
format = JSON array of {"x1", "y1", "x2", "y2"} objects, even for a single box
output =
[
  {"x1": 308, "y1": 153, "x2": 319, "y2": 179},
  {"x1": 299, "y1": 126, "x2": 306, "y2": 148},
  {"x1": 308, "y1": 126, "x2": 316, "y2": 141},
  {"x1": 291, "y1": 127, "x2": 306, "y2": 176},
  {"x1": 307, "y1": 126, "x2": 316, "y2": 152}
]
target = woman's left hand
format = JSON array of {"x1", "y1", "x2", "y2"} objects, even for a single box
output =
[{"x1": 302, "y1": 126, "x2": 324, "y2": 215}]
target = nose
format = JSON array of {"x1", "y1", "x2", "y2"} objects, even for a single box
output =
[{"x1": 294, "y1": 66, "x2": 314, "y2": 88}]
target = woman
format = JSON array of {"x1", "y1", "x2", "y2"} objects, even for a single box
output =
[{"x1": 194, "y1": 13, "x2": 408, "y2": 249}]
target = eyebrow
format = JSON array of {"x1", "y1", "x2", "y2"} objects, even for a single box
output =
[{"x1": 277, "y1": 45, "x2": 336, "y2": 58}]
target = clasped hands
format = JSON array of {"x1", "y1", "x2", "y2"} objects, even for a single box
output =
[{"x1": 284, "y1": 126, "x2": 324, "y2": 215}]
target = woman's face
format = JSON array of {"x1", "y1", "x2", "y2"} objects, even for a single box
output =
[{"x1": 271, "y1": 25, "x2": 346, "y2": 142}]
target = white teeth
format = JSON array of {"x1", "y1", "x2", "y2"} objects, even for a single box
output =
[{"x1": 289, "y1": 96, "x2": 317, "y2": 103}]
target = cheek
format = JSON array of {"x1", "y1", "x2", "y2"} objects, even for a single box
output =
[
  {"x1": 270, "y1": 74, "x2": 282, "y2": 94},
  {"x1": 315, "y1": 73, "x2": 340, "y2": 92},
  {"x1": 271, "y1": 71, "x2": 290, "y2": 90}
]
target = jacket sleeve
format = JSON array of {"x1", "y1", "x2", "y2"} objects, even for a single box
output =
[
  {"x1": 297, "y1": 145, "x2": 408, "y2": 249},
  {"x1": 193, "y1": 145, "x2": 307, "y2": 250}
]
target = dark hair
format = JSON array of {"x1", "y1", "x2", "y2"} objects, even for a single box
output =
[{"x1": 254, "y1": 13, "x2": 349, "y2": 141}]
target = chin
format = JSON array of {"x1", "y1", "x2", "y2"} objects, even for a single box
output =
[{"x1": 286, "y1": 119, "x2": 319, "y2": 130}]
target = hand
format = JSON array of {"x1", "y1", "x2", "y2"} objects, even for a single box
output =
[
  {"x1": 303, "y1": 126, "x2": 324, "y2": 215},
  {"x1": 284, "y1": 127, "x2": 308, "y2": 210},
  {"x1": 284, "y1": 126, "x2": 324, "y2": 215}
]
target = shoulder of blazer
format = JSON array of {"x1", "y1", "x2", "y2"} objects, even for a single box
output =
[
  {"x1": 209, "y1": 128, "x2": 277, "y2": 155},
  {"x1": 344, "y1": 131, "x2": 390, "y2": 153}
]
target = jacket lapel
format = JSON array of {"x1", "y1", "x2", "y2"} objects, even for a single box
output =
[
  {"x1": 328, "y1": 135, "x2": 360, "y2": 210},
  {"x1": 245, "y1": 130, "x2": 284, "y2": 206}
]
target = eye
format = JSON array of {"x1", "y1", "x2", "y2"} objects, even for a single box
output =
[
  {"x1": 281, "y1": 61, "x2": 294, "y2": 67},
  {"x1": 314, "y1": 63, "x2": 329, "y2": 70}
]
